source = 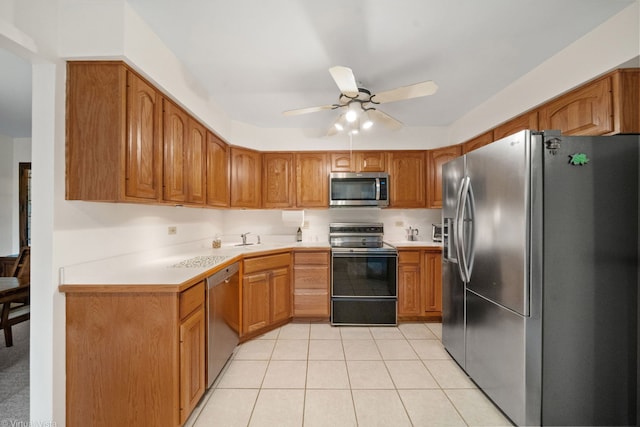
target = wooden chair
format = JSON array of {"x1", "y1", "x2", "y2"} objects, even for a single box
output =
[{"x1": 0, "y1": 247, "x2": 30, "y2": 347}]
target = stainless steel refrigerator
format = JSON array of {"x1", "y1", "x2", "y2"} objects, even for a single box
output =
[{"x1": 441, "y1": 130, "x2": 638, "y2": 426}]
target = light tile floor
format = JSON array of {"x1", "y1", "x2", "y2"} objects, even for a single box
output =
[{"x1": 188, "y1": 321, "x2": 513, "y2": 427}]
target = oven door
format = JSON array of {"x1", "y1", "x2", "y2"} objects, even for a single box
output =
[{"x1": 331, "y1": 251, "x2": 397, "y2": 297}]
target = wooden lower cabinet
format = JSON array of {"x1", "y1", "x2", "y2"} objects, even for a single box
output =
[
  {"x1": 65, "y1": 281, "x2": 206, "y2": 427},
  {"x1": 397, "y1": 248, "x2": 442, "y2": 321},
  {"x1": 293, "y1": 250, "x2": 330, "y2": 318},
  {"x1": 241, "y1": 252, "x2": 292, "y2": 337}
]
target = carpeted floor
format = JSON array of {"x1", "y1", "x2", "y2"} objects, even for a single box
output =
[{"x1": 0, "y1": 320, "x2": 29, "y2": 423}]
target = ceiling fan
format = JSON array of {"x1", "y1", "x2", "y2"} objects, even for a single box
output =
[{"x1": 283, "y1": 66, "x2": 438, "y2": 135}]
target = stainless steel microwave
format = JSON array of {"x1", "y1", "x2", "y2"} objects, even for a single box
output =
[{"x1": 329, "y1": 172, "x2": 389, "y2": 207}]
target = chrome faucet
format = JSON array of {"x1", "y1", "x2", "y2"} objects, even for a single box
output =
[{"x1": 241, "y1": 232, "x2": 251, "y2": 245}]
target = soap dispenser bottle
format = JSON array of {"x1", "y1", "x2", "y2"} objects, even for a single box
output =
[{"x1": 296, "y1": 227, "x2": 302, "y2": 242}]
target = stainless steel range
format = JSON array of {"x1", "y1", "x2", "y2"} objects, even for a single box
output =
[{"x1": 329, "y1": 223, "x2": 398, "y2": 326}]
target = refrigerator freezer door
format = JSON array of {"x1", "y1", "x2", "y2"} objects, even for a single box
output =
[
  {"x1": 465, "y1": 130, "x2": 530, "y2": 316},
  {"x1": 466, "y1": 290, "x2": 527, "y2": 426},
  {"x1": 441, "y1": 156, "x2": 466, "y2": 367}
]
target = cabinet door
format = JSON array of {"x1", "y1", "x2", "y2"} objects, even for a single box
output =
[
  {"x1": 356, "y1": 152, "x2": 386, "y2": 172},
  {"x1": 388, "y1": 151, "x2": 426, "y2": 208},
  {"x1": 230, "y1": 147, "x2": 262, "y2": 208},
  {"x1": 179, "y1": 307, "x2": 205, "y2": 425},
  {"x1": 427, "y1": 145, "x2": 462, "y2": 208},
  {"x1": 186, "y1": 119, "x2": 206, "y2": 204},
  {"x1": 66, "y1": 62, "x2": 127, "y2": 201},
  {"x1": 423, "y1": 251, "x2": 442, "y2": 313},
  {"x1": 242, "y1": 272, "x2": 270, "y2": 333},
  {"x1": 126, "y1": 71, "x2": 162, "y2": 200},
  {"x1": 398, "y1": 263, "x2": 421, "y2": 316},
  {"x1": 493, "y1": 111, "x2": 539, "y2": 141},
  {"x1": 539, "y1": 76, "x2": 613, "y2": 136},
  {"x1": 295, "y1": 152, "x2": 328, "y2": 207},
  {"x1": 263, "y1": 153, "x2": 295, "y2": 208},
  {"x1": 163, "y1": 100, "x2": 188, "y2": 202},
  {"x1": 330, "y1": 152, "x2": 353, "y2": 172},
  {"x1": 270, "y1": 267, "x2": 291, "y2": 323},
  {"x1": 462, "y1": 131, "x2": 493, "y2": 154},
  {"x1": 206, "y1": 132, "x2": 230, "y2": 207}
]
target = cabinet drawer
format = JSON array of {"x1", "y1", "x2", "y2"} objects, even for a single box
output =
[
  {"x1": 180, "y1": 281, "x2": 204, "y2": 319},
  {"x1": 294, "y1": 251, "x2": 329, "y2": 265},
  {"x1": 243, "y1": 252, "x2": 291, "y2": 274},
  {"x1": 398, "y1": 250, "x2": 421, "y2": 264},
  {"x1": 293, "y1": 292, "x2": 329, "y2": 317},
  {"x1": 293, "y1": 266, "x2": 329, "y2": 290}
]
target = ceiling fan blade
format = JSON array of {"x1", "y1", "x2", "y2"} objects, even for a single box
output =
[
  {"x1": 372, "y1": 80, "x2": 438, "y2": 104},
  {"x1": 329, "y1": 66, "x2": 359, "y2": 97},
  {"x1": 282, "y1": 104, "x2": 336, "y2": 116},
  {"x1": 369, "y1": 109, "x2": 403, "y2": 130}
]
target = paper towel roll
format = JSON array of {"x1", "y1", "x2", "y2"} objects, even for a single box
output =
[{"x1": 282, "y1": 210, "x2": 304, "y2": 226}]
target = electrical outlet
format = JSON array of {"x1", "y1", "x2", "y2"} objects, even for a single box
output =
[
  {"x1": 395, "y1": 221, "x2": 404, "y2": 227},
  {"x1": 168, "y1": 226, "x2": 177, "y2": 235},
  {"x1": 302, "y1": 221, "x2": 310, "y2": 229}
]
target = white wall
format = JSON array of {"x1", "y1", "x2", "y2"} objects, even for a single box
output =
[
  {"x1": 1, "y1": 0, "x2": 638, "y2": 424},
  {"x1": 0, "y1": 134, "x2": 13, "y2": 254},
  {"x1": 221, "y1": 208, "x2": 442, "y2": 244},
  {"x1": 0, "y1": 119, "x2": 32, "y2": 259}
]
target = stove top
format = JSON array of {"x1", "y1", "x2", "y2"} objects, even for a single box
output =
[{"x1": 329, "y1": 222, "x2": 397, "y2": 254}]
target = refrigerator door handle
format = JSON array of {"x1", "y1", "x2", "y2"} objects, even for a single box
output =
[
  {"x1": 456, "y1": 176, "x2": 472, "y2": 282},
  {"x1": 464, "y1": 181, "x2": 476, "y2": 279},
  {"x1": 454, "y1": 177, "x2": 468, "y2": 282}
]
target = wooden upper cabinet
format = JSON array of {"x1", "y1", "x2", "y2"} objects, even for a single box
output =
[
  {"x1": 462, "y1": 131, "x2": 493, "y2": 154},
  {"x1": 186, "y1": 119, "x2": 206, "y2": 204},
  {"x1": 126, "y1": 71, "x2": 162, "y2": 200},
  {"x1": 611, "y1": 69, "x2": 640, "y2": 134},
  {"x1": 427, "y1": 145, "x2": 462, "y2": 208},
  {"x1": 163, "y1": 99, "x2": 188, "y2": 203},
  {"x1": 67, "y1": 62, "x2": 162, "y2": 202},
  {"x1": 263, "y1": 152, "x2": 295, "y2": 208},
  {"x1": 330, "y1": 151, "x2": 386, "y2": 172},
  {"x1": 330, "y1": 152, "x2": 353, "y2": 172},
  {"x1": 538, "y1": 75, "x2": 613, "y2": 136},
  {"x1": 206, "y1": 132, "x2": 229, "y2": 207},
  {"x1": 388, "y1": 151, "x2": 426, "y2": 208},
  {"x1": 493, "y1": 111, "x2": 539, "y2": 141},
  {"x1": 230, "y1": 147, "x2": 262, "y2": 208},
  {"x1": 357, "y1": 151, "x2": 386, "y2": 172},
  {"x1": 296, "y1": 152, "x2": 328, "y2": 208}
]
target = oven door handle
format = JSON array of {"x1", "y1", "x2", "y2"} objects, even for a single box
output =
[{"x1": 331, "y1": 252, "x2": 398, "y2": 258}]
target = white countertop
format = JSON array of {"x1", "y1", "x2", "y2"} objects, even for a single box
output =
[
  {"x1": 60, "y1": 239, "x2": 329, "y2": 287},
  {"x1": 387, "y1": 240, "x2": 443, "y2": 248}
]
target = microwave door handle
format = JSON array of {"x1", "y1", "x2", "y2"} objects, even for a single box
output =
[{"x1": 375, "y1": 178, "x2": 381, "y2": 201}]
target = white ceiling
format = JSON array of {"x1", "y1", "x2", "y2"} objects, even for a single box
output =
[{"x1": 0, "y1": 0, "x2": 636, "y2": 138}]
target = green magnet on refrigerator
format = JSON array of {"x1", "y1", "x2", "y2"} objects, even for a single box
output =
[{"x1": 569, "y1": 153, "x2": 589, "y2": 166}]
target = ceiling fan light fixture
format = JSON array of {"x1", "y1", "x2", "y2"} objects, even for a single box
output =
[
  {"x1": 361, "y1": 110, "x2": 373, "y2": 129},
  {"x1": 345, "y1": 102, "x2": 360, "y2": 123}
]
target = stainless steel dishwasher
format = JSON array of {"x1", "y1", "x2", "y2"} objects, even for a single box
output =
[{"x1": 206, "y1": 262, "x2": 240, "y2": 388}]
